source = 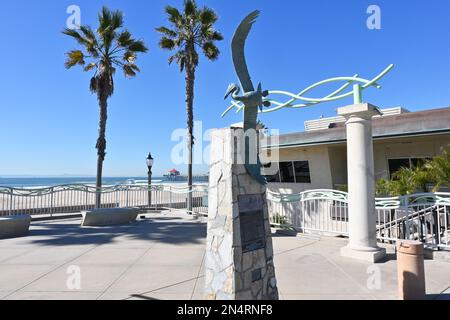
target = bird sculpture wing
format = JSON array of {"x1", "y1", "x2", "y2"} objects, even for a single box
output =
[{"x1": 231, "y1": 10, "x2": 259, "y2": 93}]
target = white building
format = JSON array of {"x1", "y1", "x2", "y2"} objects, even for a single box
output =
[{"x1": 263, "y1": 107, "x2": 450, "y2": 193}]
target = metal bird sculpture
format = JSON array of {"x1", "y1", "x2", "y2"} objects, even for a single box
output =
[{"x1": 224, "y1": 10, "x2": 270, "y2": 185}]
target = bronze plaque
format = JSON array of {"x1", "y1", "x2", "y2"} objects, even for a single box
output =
[{"x1": 238, "y1": 194, "x2": 266, "y2": 253}]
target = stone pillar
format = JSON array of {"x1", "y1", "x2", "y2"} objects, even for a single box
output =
[
  {"x1": 338, "y1": 103, "x2": 386, "y2": 263},
  {"x1": 205, "y1": 127, "x2": 279, "y2": 300}
]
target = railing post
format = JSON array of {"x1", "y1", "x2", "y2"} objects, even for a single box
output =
[
  {"x1": 169, "y1": 186, "x2": 173, "y2": 212},
  {"x1": 50, "y1": 187, "x2": 54, "y2": 217},
  {"x1": 85, "y1": 186, "x2": 89, "y2": 211},
  {"x1": 126, "y1": 186, "x2": 129, "y2": 208},
  {"x1": 9, "y1": 189, "x2": 13, "y2": 216}
]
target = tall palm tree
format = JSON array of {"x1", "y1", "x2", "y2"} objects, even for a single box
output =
[
  {"x1": 156, "y1": 0, "x2": 223, "y2": 213},
  {"x1": 63, "y1": 7, "x2": 148, "y2": 208}
]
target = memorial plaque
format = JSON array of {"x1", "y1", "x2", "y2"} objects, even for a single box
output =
[{"x1": 238, "y1": 194, "x2": 266, "y2": 253}]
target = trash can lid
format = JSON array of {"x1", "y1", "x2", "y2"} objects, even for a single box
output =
[{"x1": 396, "y1": 240, "x2": 424, "y2": 255}]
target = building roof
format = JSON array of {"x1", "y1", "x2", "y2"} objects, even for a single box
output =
[
  {"x1": 304, "y1": 107, "x2": 410, "y2": 132},
  {"x1": 264, "y1": 107, "x2": 450, "y2": 149}
]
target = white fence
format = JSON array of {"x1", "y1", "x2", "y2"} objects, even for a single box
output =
[
  {"x1": 0, "y1": 184, "x2": 208, "y2": 217},
  {"x1": 267, "y1": 189, "x2": 450, "y2": 250},
  {"x1": 2, "y1": 183, "x2": 449, "y2": 249}
]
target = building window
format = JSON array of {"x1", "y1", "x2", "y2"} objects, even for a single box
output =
[
  {"x1": 263, "y1": 161, "x2": 311, "y2": 183},
  {"x1": 294, "y1": 161, "x2": 312, "y2": 183},
  {"x1": 263, "y1": 163, "x2": 280, "y2": 183},
  {"x1": 279, "y1": 162, "x2": 295, "y2": 183},
  {"x1": 388, "y1": 157, "x2": 432, "y2": 178}
]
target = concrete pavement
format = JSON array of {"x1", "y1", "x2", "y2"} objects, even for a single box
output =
[{"x1": 0, "y1": 212, "x2": 448, "y2": 300}]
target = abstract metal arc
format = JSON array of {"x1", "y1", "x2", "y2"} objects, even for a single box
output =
[
  {"x1": 223, "y1": 10, "x2": 394, "y2": 186},
  {"x1": 222, "y1": 64, "x2": 394, "y2": 117}
]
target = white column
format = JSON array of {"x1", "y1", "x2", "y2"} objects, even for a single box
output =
[{"x1": 338, "y1": 103, "x2": 386, "y2": 263}]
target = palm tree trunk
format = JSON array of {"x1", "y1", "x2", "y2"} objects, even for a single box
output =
[
  {"x1": 185, "y1": 65, "x2": 195, "y2": 214},
  {"x1": 95, "y1": 95, "x2": 108, "y2": 209}
]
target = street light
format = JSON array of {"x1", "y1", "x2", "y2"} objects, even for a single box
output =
[{"x1": 146, "y1": 153, "x2": 154, "y2": 209}]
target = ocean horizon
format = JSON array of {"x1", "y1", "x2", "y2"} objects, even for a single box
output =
[{"x1": 0, "y1": 176, "x2": 206, "y2": 188}]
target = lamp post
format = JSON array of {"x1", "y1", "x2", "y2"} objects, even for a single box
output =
[{"x1": 146, "y1": 153, "x2": 154, "y2": 209}]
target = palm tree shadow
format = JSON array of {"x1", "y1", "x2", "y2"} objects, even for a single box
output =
[{"x1": 28, "y1": 218, "x2": 206, "y2": 247}]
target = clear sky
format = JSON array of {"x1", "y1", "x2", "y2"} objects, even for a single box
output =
[{"x1": 1, "y1": 0, "x2": 449, "y2": 177}]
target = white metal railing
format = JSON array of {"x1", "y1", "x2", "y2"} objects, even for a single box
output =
[
  {"x1": 268, "y1": 189, "x2": 349, "y2": 236},
  {"x1": 0, "y1": 184, "x2": 208, "y2": 218},
  {"x1": 267, "y1": 189, "x2": 450, "y2": 250}
]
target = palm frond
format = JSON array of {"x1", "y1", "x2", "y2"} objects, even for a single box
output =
[
  {"x1": 210, "y1": 30, "x2": 223, "y2": 41},
  {"x1": 155, "y1": 26, "x2": 177, "y2": 38},
  {"x1": 64, "y1": 50, "x2": 85, "y2": 69},
  {"x1": 128, "y1": 40, "x2": 148, "y2": 53},
  {"x1": 159, "y1": 37, "x2": 176, "y2": 50},
  {"x1": 98, "y1": 6, "x2": 112, "y2": 33},
  {"x1": 157, "y1": 2, "x2": 222, "y2": 72},
  {"x1": 62, "y1": 28, "x2": 89, "y2": 46},
  {"x1": 184, "y1": 0, "x2": 197, "y2": 17},
  {"x1": 123, "y1": 51, "x2": 137, "y2": 63},
  {"x1": 117, "y1": 30, "x2": 133, "y2": 47},
  {"x1": 123, "y1": 64, "x2": 140, "y2": 77},
  {"x1": 199, "y1": 7, "x2": 218, "y2": 25},
  {"x1": 165, "y1": 6, "x2": 183, "y2": 26},
  {"x1": 90, "y1": 76, "x2": 98, "y2": 93},
  {"x1": 110, "y1": 10, "x2": 124, "y2": 30},
  {"x1": 202, "y1": 42, "x2": 220, "y2": 60},
  {"x1": 84, "y1": 62, "x2": 97, "y2": 72}
]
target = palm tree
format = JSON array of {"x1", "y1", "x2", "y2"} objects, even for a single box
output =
[
  {"x1": 63, "y1": 7, "x2": 148, "y2": 208},
  {"x1": 156, "y1": 0, "x2": 223, "y2": 214},
  {"x1": 376, "y1": 164, "x2": 434, "y2": 196},
  {"x1": 427, "y1": 145, "x2": 450, "y2": 191}
]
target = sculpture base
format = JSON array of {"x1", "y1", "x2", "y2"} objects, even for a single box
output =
[
  {"x1": 205, "y1": 128, "x2": 279, "y2": 300},
  {"x1": 341, "y1": 245, "x2": 386, "y2": 263}
]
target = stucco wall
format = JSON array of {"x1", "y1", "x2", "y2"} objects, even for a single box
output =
[
  {"x1": 374, "y1": 134, "x2": 450, "y2": 180},
  {"x1": 267, "y1": 145, "x2": 333, "y2": 194},
  {"x1": 269, "y1": 133, "x2": 450, "y2": 192}
]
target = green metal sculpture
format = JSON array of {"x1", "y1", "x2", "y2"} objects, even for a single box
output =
[
  {"x1": 223, "y1": 10, "x2": 394, "y2": 185},
  {"x1": 224, "y1": 10, "x2": 269, "y2": 185}
]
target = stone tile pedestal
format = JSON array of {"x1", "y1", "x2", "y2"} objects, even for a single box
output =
[{"x1": 205, "y1": 128, "x2": 279, "y2": 300}]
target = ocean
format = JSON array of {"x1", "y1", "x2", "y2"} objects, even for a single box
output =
[{"x1": 0, "y1": 177, "x2": 173, "y2": 188}]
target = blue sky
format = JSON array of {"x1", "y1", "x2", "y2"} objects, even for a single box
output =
[{"x1": 0, "y1": 0, "x2": 449, "y2": 177}]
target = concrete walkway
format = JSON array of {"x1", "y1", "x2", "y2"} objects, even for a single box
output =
[{"x1": 0, "y1": 212, "x2": 449, "y2": 300}]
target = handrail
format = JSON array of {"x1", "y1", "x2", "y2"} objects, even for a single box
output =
[
  {"x1": 267, "y1": 189, "x2": 450, "y2": 208},
  {"x1": 0, "y1": 183, "x2": 207, "y2": 196}
]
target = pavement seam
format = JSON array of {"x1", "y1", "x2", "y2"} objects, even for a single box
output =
[
  {"x1": 95, "y1": 242, "x2": 159, "y2": 300},
  {"x1": 273, "y1": 240, "x2": 320, "y2": 257},
  {"x1": 2, "y1": 241, "x2": 107, "y2": 300},
  {"x1": 322, "y1": 254, "x2": 376, "y2": 298},
  {"x1": 190, "y1": 250, "x2": 206, "y2": 300},
  {"x1": 124, "y1": 275, "x2": 204, "y2": 300}
]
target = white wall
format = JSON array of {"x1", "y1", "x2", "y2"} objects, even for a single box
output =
[
  {"x1": 269, "y1": 133, "x2": 450, "y2": 193},
  {"x1": 267, "y1": 145, "x2": 333, "y2": 194}
]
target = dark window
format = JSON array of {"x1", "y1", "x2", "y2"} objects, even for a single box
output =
[
  {"x1": 388, "y1": 157, "x2": 431, "y2": 178},
  {"x1": 264, "y1": 161, "x2": 312, "y2": 184},
  {"x1": 294, "y1": 161, "x2": 311, "y2": 183},
  {"x1": 262, "y1": 163, "x2": 280, "y2": 183},
  {"x1": 388, "y1": 158, "x2": 410, "y2": 178},
  {"x1": 279, "y1": 162, "x2": 295, "y2": 183},
  {"x1": 411, "y1": 158, "x2": 431, "y2": 168}
]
